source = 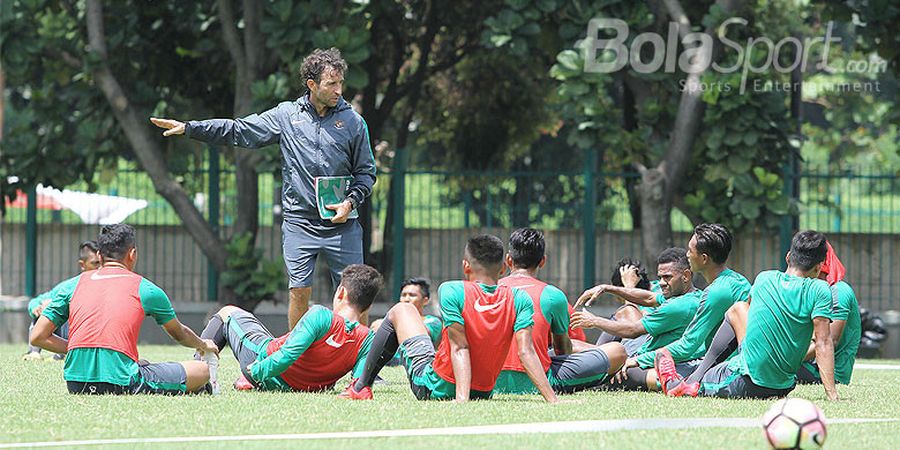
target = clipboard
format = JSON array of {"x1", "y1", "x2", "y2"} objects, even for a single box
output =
[{"x1": 315, "y1": 176, "x2": 359, "y2": 220}]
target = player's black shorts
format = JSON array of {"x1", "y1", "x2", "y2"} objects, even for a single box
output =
[
  {"x1": 795, "y1": 361, "x2": 822, "y2": 384},
  {"x1": 701, "y1": 361, "x2": 794, "y2": 399},
  {"x1": 398, "y1": 334, "x2": 492, "y2": 401},
  {"x1": 67, "y1": 361, "x2": 188, "y2": 395},
  {"x1": 547, "y1": 349, "x2": 612, "y2": 393}
]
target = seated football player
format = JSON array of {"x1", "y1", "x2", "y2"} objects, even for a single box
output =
[
  {"x1": 30, "y1": 224, "x2": 217, "y2": 395},
  {"x1": 796, "y1": 241, "x2": 860, "y2": 386},
  {"x1": 493, "y1": 228, "x2": 626, "y2": 395},
  {"x1": 371, "y1": 277, "x2": 442, "y2": 366},
  {"x1": 663, "y1": 230, "x2": 838, "y2": 400},
  {"x1": 340, "y1": 234, "x2": 558, "y2": 403},
  {"x1": 197, "y1": 264, "x2": 382, "y2": 392},
  {"x1": 586, "y1": 259, "x2": 655, "y2": 347},
  {"x1": 614, "y1": 224, "x2": 750, "y2": 395},
  {"x1": 24, "y1": 240, "x2": 100, "y2": 361},
  {"x1": 571, "y1": 247, "x2": 702, "y2": 391}
]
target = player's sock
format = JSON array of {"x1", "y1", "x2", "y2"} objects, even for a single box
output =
[
  {"x1": 197, "y1": 315, "x2": 227, "y2": 358},
  {"x1": 353, "y1": 316, "x2": 400, "y2": 391},
  {"x1": 684, "y1": 317, "x2": 738, "y2": 385},
  {"x1": 623, "y1": 367, "x2": 651, "y2": 391}
]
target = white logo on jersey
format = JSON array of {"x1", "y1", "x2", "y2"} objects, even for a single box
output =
[
  {"x1": 90, "y1": 273, "x2": 132, "y2": 281},
  {"x1": 325, "y1": 335, "x2": 343, "y2": 348},
  {"x1": 473, "y1": 299, "x2": 503, "y2": 313}
]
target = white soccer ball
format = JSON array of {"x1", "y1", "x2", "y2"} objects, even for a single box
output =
[{"x1": 761, "y1": 398, "x2": 827, "y2": 449}]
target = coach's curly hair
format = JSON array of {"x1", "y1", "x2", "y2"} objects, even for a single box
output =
[{"x1": 300, "y1": 47, "x2": 347, "y2": 88}]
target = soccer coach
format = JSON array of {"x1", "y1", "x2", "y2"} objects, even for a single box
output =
[{"x1": 151, "y1": 48, "x2": 376, "y2": 328}]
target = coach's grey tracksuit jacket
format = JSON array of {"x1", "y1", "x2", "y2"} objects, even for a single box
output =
[{"x1": 185, "y1": 94, "x2": 376, "y2": 224}]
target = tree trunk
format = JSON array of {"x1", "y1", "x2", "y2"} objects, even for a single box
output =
[
  {"x1": 635, "y1": 0, "x2": 740, "y2": 262},
  {"x1": 637, "y1": 166, "x2": 673, "y2": 265},
  {"x1": 621, "y1": 80, "x2": 642, "y2": 229},
  {"x1": 85, "y1": 0, "x2": 229, "y2": 274}
]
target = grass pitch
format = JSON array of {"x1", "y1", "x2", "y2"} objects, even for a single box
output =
[{"x1": 1, "y1": 344, "x2": 898, "y2": 449}]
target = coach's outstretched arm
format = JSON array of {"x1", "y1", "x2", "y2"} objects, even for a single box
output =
[
  {"x1": 516, "y1": 327, "x2": 559, "y2": 403},
  {"x1": 447, "y1": 323, "x2": 472, "y2": 403},
  {"x1": 150, "y1": 104, "x2": 282, "y2": 149},
  {"x1": 813, "y1": 317, "x2": 839, "y2": 401}
]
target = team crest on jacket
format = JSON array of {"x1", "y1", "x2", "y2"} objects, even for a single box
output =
[{"x1": 334, "y1": 120, "x2": 344, "y2": 129}]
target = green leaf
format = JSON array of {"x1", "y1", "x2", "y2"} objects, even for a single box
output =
[
  {"x1": 768, "y1": 196, "x2": 790, "y2": 215},
  {"x1": 536, "y1": 0, "x2": 558, "y2": 13},
  {"x1": 727, "y1": 155, "x2": 752, "y2": 173},
  {"x1": 491, "y1": 34, "x2": 512, "y2": 47},
  {"x1": 743, "y1": 131, "x2": 759, "y2": 146},
  {"x1": 724, "y1": 132, "x2": 743, "y2": 147},
  {"x1": 556, "y1": 50, "x2": 581, "y2": 71},
  {"x1": 519, "y1": 23, "x2": 541, "y2": 36}
]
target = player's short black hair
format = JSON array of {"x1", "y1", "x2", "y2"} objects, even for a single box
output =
[
  {"x1": 300, "y1": 47, "x2": 347, "y2": 87},
  {"x1": 657, "y1": 247, "x2": 690, "y2": 271},
  {"x1": 788, "y1": 231, "x2": 828, "y2": 271},
  {"x1": 340, "y1": 264, "x2": 383, "y2": 312},
  {"x1": 508, "y1": 227, "x2": 545, "y2": 269},
  {"x1": 464, "y1": 234, "x2": 505, "y2": 271},
  {"x1": 610, "y1": 257, "x2": 651, "y2": 290},
  {"x1": 79, "y1": 240, "x2": 99, "y2": 261},
  {"x1": 97, "y1": 224, "x2": 135, "y2": 261},
  {"x1": 693, "y1": 223, "x2": 733, "y2": 264},
  {"x1": 400, "y1": 277, "x2": 431, "y2": 298}
]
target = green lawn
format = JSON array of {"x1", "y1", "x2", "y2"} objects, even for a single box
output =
[{"x1": 1, "y1": 344, "x2": 898, "y2": 449}]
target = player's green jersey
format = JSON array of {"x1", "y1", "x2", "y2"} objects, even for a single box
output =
[
  {"x1": 493, "y1": 284, "x2": 571, "y2": 395},
  {"x1": 638, "y1": 289, "x2": 702, "y2": 354},
  {"x1": 830, "y1": 281, "x2": 860, "y2": 384},
  {"x1": 729, "y1": 270, "x2": 833, "y2": 389},
  {"x1": 636, "y1": 268, "x2": 750, "y2": 368},
  {"x1": 423, "y1": 314, "x2": 443, "y2": 347},
  {"x1": 42, "y1": 275, "x2": 176, "y2": 386},
  {"x1": 28, "y1": 291, "x2": 52, "y2": 319},
  {"x1": 27, "y1": 279, "x2": 75, "y2": 319}
]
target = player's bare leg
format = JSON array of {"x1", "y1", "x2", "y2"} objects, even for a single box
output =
[
  {"x1": 598, "y1": 342, "x2": 627, "y2": 375},
  {"x1": 180, "y1": 360, "x2": 212, "y2": 393},
  {"x1": 288, "y1": 287, "x2": 312, "y2": 329},
  {"x1": 726, "y1": 301, "x2": 750, "y2": 343}
]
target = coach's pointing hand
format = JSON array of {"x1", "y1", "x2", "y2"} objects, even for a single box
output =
[{"x1": 150, "y1": 117, "x2": 186, "y2": 136}]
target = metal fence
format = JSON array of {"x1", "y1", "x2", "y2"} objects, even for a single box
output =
[{"x1": 2, "y1": 152, "x2": 898, "y2": 311}]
